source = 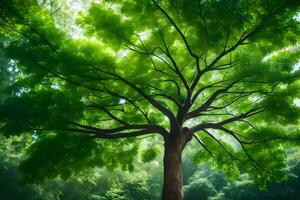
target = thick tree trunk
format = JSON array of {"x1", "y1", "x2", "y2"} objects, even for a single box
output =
[{"x1": 162, "y1": 129, "x2": 191, "y2": 200}]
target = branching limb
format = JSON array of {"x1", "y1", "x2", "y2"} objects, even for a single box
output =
[
  {"x1": 151, "y1": 93, "x2": 181, "y2": 107},
  {"x1": 71, "y1": 128, "x2": 161, "y2": 139},
  {"x1": 191, "y1": 80, "x2": 226, "y2": 104},
  {"x1": 186, "y1": 78, "x2": 244, "y2": 120},
  {"x1": 193, "y1": 134, "x2": 215, "y2": 159},
  {"x1": 152, "y1": 0, "x2": 199, "y2": 59},
  {"x1": 97, "y1": 69, "x2": 178, "y2": 128},
  {"x1": 189, "y1": 107, "x2": 263, "y2": 133},
  {"x1": 201, "y1": 129, "x2": 241, "y2": 161},
  {"x1": 243, "y1": 137, "x2": 300, "y2": 145},
  {"x1": 158, "y1": 27, "x2": 190, "y2": 94},
  {"x1": 162, "y1": 79, "x2": 182, "y2": 98},
  {"x1": 218, "y1": 126, "x2": 263, "y2": 170},
  {"x1": 102, "y1": 87, "x2": 152, "y2": 124},
  {"x1": 206, "y1": 27, "x2": 260, "y2": 71},
  {"x1": 85, "y1": 105, "x2": 129, "y2": 125},
  {"x1": 70, "y1": 121, "x2": 168, "y2": 137},
  {"x1": 207, "y1": 93, "x2": 253, "y2": 111},
  {"x1": 218, "y1": 107, "x2": 263, "y2": 126},
  {"x1": 32, "y1": 60, "x2": 106, "y2": 94}
]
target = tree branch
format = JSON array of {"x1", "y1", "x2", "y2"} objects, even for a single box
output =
[
  {"x1": 193, "y1": 134, "x2": 215, "y2": 159},
  {"x1": 201, "y1": 129, "x2": 241, "y2": 161},
  {"x1": 97, "y1": 69, "x2": 178, "y2": 129},
  {"x1": 70, "y1": 122, "x2": 168, "y2": 137},
  {"x1": 186, "y1": 78, "x2": 243, "y2": 120},
  {"x1": 152, "y1": 0, "x2": 199, "y2": 59},
  {"x1": 218, "y1": 126, "x2": 263, "y2": 170}
]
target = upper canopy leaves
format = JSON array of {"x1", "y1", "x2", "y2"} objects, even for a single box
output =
[{"x1": 0, "y1": 0, "x2": 300, "y2": 185}]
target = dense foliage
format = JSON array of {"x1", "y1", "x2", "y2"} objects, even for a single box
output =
[{"x1": 0, "y1": 0, "x2": 300, "y2": 199}]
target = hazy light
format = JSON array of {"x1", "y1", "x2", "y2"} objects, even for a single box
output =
[
  {"x1": 263, "y1": 44, "x2": 300, "y2": 62},
  {"x1": 139, "y1": 31, "x2": 151, "y2": 40},
  {"x1": 119, "y1": 98, "x2": 126, "y2": 104},
  {"x1": 294, "y1": 98, "x2": 300, "y2": 107},
  {"x1": 292, "y1": 60, "x2": 300, "y2": 72},
  {"x1": 295, "y1": 12, "x2": 300, "y2": 22},
  {"x1": 118, "y1": 50, "x2": 129, "y2": 58},
  {"x1": 51, "y1": 83, "x2": 60, "y2": 89}
]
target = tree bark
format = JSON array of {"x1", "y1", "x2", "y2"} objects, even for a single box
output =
[{"x1": 162, "y1": 128, "x2": 192, "y2": 200}]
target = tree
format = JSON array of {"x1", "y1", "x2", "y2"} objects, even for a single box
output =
[
  {"x1": 0, "y1": 0, "x2": 300, "y2": 199},
  {"x1": 0, "y1": 134, "x2": 162, "y2": 200}
]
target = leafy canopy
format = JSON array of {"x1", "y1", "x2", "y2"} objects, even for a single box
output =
[{"x1": 0, "y1": 0, "x2": 300, "y2": 186}]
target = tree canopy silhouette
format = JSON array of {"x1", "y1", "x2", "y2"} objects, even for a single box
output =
[{"x1": 0, "y1": 0, "x2": 300, "y2": 199}]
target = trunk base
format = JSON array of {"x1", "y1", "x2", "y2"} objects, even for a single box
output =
[{"x1": 162, "y1": 128, "x2": 192, "y2": 200}]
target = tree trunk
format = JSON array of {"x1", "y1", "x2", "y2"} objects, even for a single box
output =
[{"x1": 162, "y1": 129, "x2": 191, "y2": 200}]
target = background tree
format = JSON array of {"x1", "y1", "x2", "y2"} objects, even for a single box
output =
[
  {"x1": 0, "y1": 0, "x2": 300, "y2": 199},
  {"x1": 0, "y1": 134, "x2": 163, "y2": 200}
]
